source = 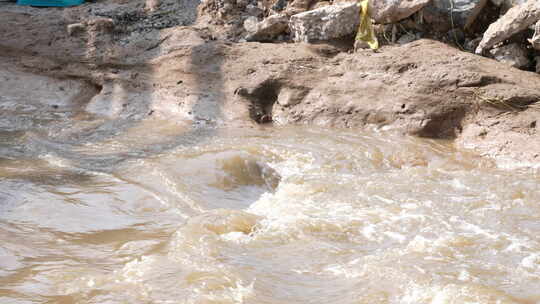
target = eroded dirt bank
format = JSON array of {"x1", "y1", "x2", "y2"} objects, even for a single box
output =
[{"x1": 2, "y1": 0, "x2": 540, "y2": 165}]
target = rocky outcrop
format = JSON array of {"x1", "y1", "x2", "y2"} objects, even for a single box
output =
[
  {"x1": 476, "y1": 0, "x2": 540, "y2": 54},
  {"x1": 289, "y1": 2, "x2": 359, "y2": 42}
]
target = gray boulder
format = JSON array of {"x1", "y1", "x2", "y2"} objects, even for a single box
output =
[
  {"x1": 369, "y1": 0, "x2": 431, "y2": 24},
  {"x1": 489, "y1": 43, "x2": 531, "y2": 69},
  {"x1": 246, "y1": 14, "x2": 289, "y2": 41},
  {"x1": 289, "y1": 2, "x2": 359, "y2": 42},
  {"x1": 423, "y1": 0, "x2": 487, "y2": 31},
  {"x1": 476, "y1": 0, "x2": 540, "y2": 54}
]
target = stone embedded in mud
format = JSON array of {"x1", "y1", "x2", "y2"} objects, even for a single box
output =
[
  {"x1": 277, "y1": 87, "x2": 310, "y2": 107},
  {"x1": 67, "y1": 23, "x2": 85, "y2": 36},
  {"x1": 476, "y1": 0, "x2": 540, "y2": 54},
  {"x1": 369, "y1": 0, "x2": 431, "y2": 24},
  {"x1": 243, "y1": 16, "x2": 259, "y2": 33},
  {"x1": 488, "y1": 43, "x2": 531, "y2": 69},
  {"x1": 289, "y1": 2, "x2": 359, "y2": 42},
  {"x1": 246, "y1": 14, "x2": 289, "y2": 41},
  {"x1": 535, "y1": 56, "x2": 540, "y2": 73},
  {"x1": 423, "y1": 0, "x2": 488, "y2": 31}
]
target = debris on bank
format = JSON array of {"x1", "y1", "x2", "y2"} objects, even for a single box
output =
[
  {"x1": 197, "y1": 0, "x2": 540, "y2": 72},
  {"x1": 6, "y1": 0, "x2": 540, "y2": 71}
]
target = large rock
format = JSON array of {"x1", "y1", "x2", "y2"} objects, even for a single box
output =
[
  {"x1": 369, "y1": 0, "x2": 431, "y2": 24},
  {"x1": 423, "y1": 0, "x2": 488, "y2": 31},
  {"x1": 246, "y1": 14, "x2": 289, "y2": 41},
  {"x1": 289, "y1": 2, "x2": 359, "y2": 42},
  {"x1": 476, "y1": 0, "x2": 540, "y2": 54}
]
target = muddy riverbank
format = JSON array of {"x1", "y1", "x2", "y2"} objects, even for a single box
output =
[{"x1": 3, "y1": 0, "x2": 540, "y2": 165}]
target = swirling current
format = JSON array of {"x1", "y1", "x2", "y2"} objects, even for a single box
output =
[{"x1": 2, "y1": 93, "x2": 540, "y2": 304}]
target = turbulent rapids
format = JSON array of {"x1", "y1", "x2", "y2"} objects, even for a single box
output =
[
  {"x1": 3, "y1": 0, "x2": 540, "y2": 302},
  {"x1": 2, "y1": 100, "x2": 540, "y2": 303}
]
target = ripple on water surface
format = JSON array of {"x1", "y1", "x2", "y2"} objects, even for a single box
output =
[{"x1": 1, "y1": 126, "x2": 540, "y2": 304}]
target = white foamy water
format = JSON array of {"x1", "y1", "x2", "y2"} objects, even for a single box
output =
[{"x1": 2, "y1": 125, "x2": 540, "y2": 304}]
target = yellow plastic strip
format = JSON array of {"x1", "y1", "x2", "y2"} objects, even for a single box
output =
[{"x1": 355, "y1": 0, "x2": 379, "y2": 50}]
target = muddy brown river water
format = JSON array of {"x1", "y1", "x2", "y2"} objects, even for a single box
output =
[{"x1": 2, "y1": 96, "x2": 540, "y2": 304}]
